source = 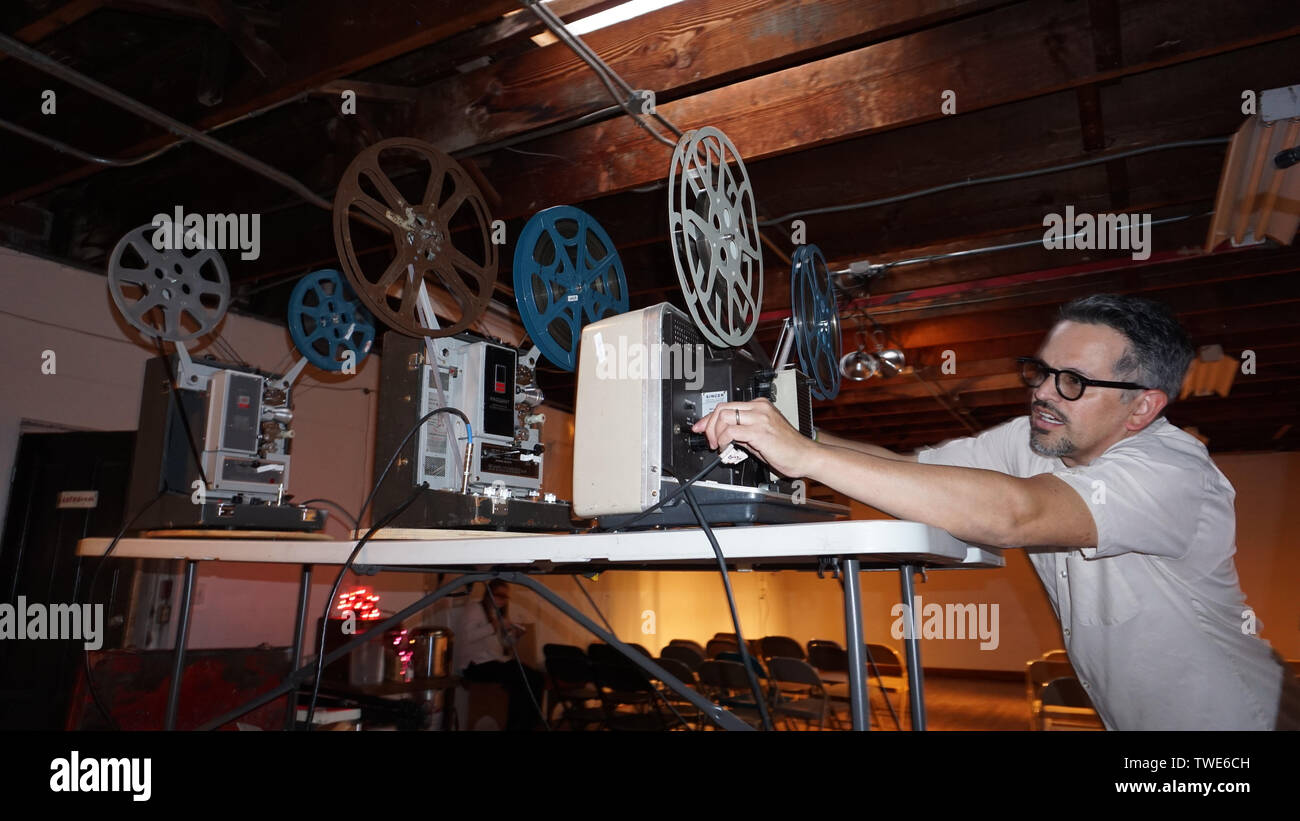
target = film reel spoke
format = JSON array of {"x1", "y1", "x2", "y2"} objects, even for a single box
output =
[
  {"x1": 583, "y1": 262, "x2": 623, "y2": 319},
  {"x1": 445, "y1": 246, "x2": 490, "y2": 284},
  {"x1": 374, "y1": 258, "x2": 409, "y2": 293},
  {"x1": 436, "y1": 181, "x2": 471, "y2": 225},
  {"x1": 430, "y1": 258, "x2": 480, "y2": 314},
  {"x1": 346, "y1": 191, "x2": 407, "y2": 243},
  {"x1": 358, "y1": 156, "x2": 408, "y2": 213},
  {"x1": 334, "y1": 138, "x2": 497, "y2": 338}
]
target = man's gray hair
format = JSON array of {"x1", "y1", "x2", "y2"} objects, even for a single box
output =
[{"x1": 1058, "y1": 293, "x2": 1194, "y2": 403}]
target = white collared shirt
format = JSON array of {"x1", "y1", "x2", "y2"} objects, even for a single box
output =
[{"x1": 918, "y1": 415, "x2": 1285, "y2": 729}]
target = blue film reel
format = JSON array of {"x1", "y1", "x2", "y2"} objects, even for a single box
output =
[
  {"x1": 513, "y1": 205, "x2": 629, "y2": 371},
  {"x1": 287, "y1": 269, "x2": 376, "y2": 372},
  {"x1": 790, "y1": 245, "x2": 842, "y2": 400}
]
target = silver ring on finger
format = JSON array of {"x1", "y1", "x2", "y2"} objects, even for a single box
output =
[{"x1": 734, "y1": 409, "x2": 741, "y2": 425}]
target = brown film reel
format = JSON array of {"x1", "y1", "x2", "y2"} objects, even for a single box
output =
[{"x1": 333, "y1": 138, "x2": 497, "y2": 338}]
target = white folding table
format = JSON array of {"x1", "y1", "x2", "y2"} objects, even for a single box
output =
[{"x1": 79, "y1": 520, "x2": 1002, "y2": 731}]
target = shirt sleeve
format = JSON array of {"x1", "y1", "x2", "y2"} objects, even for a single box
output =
[
  {"x1": 915, "y1": 416, "x2": 1027, "y2": 474},
  {"x1": 1049, "y1": 445, "x2": 1202, "y2": 560},
  {"x1": 457, "y1": 602, "x2": 498, "y2": 644}
]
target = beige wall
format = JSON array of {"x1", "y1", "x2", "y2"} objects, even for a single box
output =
[{"x1": 1215, "y1": 452, "x2": 1300, "y2": 660}]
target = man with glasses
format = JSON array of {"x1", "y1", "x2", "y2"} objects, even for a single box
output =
[{"x1": 692, "y1": 293, "x2": 1295, "y2": 730}]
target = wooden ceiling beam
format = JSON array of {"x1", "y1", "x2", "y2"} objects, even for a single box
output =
[
  {"x1": 0, "y1": 0, "x2": 520, "y2": 203},
  {"x1": 468, "y1": 0, "x2": 1300, "y2": 216},
  {"x1": 3, "y1": 0, "x2": 106, "y2": 54},
  {"x1": 354, "y1": 0, "x2": 626, "y2": 86},
  {"x1": 416, "y1": 0, "x2": 1004, "y2": 155}
]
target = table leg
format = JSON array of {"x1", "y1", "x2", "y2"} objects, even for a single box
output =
[
  {"x1": 283, "y1": 564, "x2": 312, "y2": 730},
  {"x1": 163, "y1": 560, "x2": 198, "y2": 731},
  {"x1": 899, "y1": 563, "x2": 926, "y2": 731},
  {"x1": 842, "y1": 558, "x2": 871, "y2": 731}
]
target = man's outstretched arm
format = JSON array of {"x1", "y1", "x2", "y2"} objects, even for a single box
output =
[
  {"x1": 696, "y1": 401, "x2": 1096, "y2": 549},
  {"x1": 815, "y1": 430, "x2": 918, "y2": 462},
  {"x1": 804, "y1": 446, "x2": 1096, "y2": 549}
]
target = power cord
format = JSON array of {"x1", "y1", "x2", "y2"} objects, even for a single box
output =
[
  {"x1": 359, "y1": 406, "x2": 472, "y2": 527},
  {"x1": 303, "y1": 486, "x2": 424, "y2": 729},
  {"x1": 80, "y1": 490, "x2": 167, "y2": 730},
  {"x1": 302, "y1": 406, "x2": 472, "y2": 727},
  {"x1": 664, "y1": 468, "x2": 774, "y2": 731},
  {"x1": 82, "y1": 345, "x2": 216, "y2": 729},
  {"x1": 596, "y1": 454, "x2": 724, "y2": 533}
]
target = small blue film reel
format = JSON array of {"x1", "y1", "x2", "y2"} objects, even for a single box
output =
[
  {"x1": 513, "y1": 205, "x2": 629, "y2": 371},
  {"x1": 790, "y1": 244, "x2": 842, "y2": 400},
  {"x1": 287, "y1": 269, "x2": 376, "y2": 372}
]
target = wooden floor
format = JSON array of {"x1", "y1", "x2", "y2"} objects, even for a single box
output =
[
  {"x1": 804, "y1": 676, "x2": 1067, "y2": 731},
  {"x1": 885, "y1": 676, "x2": 1033, "y2": 731}
]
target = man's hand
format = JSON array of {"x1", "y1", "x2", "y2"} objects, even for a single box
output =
[{"x1": 690, "y1": 399, "x2": 818, "y2": 477}]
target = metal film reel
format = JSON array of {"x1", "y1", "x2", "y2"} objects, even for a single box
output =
[
  {"x1": 107, "y1": 222, "x2": 230, "y2": 342},
  {"x1": 667, "y1": 126, "x2": 763, "y2": 348},
  {"x1": 513, "y1": 206, "x2": 629, "y2": 372},
  {"x1": 287, "y1": 269, "x2": 376, "y2": 372},
  {"x1": 333, "y1": 138, "x2": 497, "y2": 338},
  {"x1": 790, "y1": 244, "x2": 842, "y2": 400}
]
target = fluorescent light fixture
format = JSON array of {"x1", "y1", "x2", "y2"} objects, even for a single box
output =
[
  {"x1": 1178, "y1": 344, "x2": 1238, "y2": 399},
  {"x1": 531, "y1": 0, "x2": 685, "y2": 46},
  {"x1": 1205, "y1": 84, "x2": 1300, "y2": 252},
  {"x1": 566, "y1": 0, "x2": 684, "y2": 35}
]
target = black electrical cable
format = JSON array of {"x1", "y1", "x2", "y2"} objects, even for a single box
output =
[
  {"x1": 570, "y1": 575, "x2": 695, "y2": 731},
  {"x1": 303, "y1": 487, "x2": 425, "y2": 729},
  {"x1": 595, "y1": 454, "x2": 724, "y2": 534},
  {"x1": 670, "y1": 475, "x2": 774, "y2": 731},
  {"x1": 477, "y1": 580, "x2": 551, "y2": 732},
  {"x1": 759, "y1": 136, "x2": 1233, "y2": 226},
  {"x1": 522, "y1": 0, "x2": 682, "y2": 148},
  {"x1": 358, "y1": 407, "x2": 472, "y2": 527},
  {"x1": 296, "y1": 497, "x2": 360, "y2": 534},
  {"x1": 82, "y1": 340, "x2": 230, "y2": 727},
  {"x1": 80, "y1": 490, "x2": 167, "y2": 730}
]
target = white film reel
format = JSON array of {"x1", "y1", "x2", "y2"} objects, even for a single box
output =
[{"x1": 667, "y1": 127, "x2": 764, "y2": 348}]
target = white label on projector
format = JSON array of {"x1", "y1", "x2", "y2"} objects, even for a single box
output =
[
  {"x1": 701, "y1": 390, "x2": 727, "y2": 416},
  {"x1": 57, "y1": 491, "x2": 98, "y2": 509}
]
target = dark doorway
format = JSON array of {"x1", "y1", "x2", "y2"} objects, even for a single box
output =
[{"x1": 0, "y1": 429, "x2": 135, "y2": 729}]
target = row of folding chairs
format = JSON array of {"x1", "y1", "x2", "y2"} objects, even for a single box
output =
[
  {"x1": 542, "y1": 642, "x2": 682, "y2": 730},
  {"x1": 660, "y1": 635, "x2": 910, "y2": 729}
]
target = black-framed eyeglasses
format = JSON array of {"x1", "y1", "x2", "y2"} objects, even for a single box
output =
[{"x1": 1016, "y1": 357, "x2": 1149, "y2": 401}]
